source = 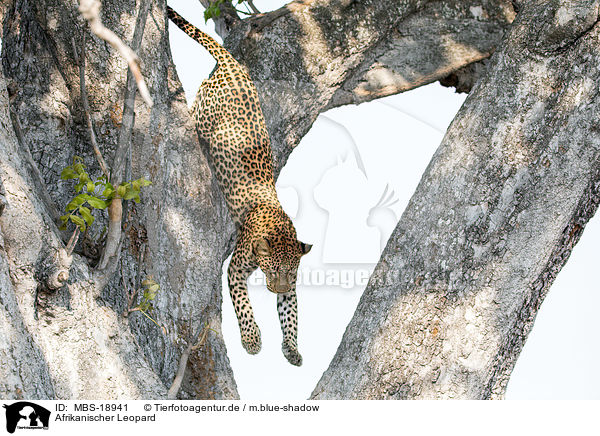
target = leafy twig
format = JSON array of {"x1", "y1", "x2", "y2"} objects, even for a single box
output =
[
  {"x1": 60, "y1": 156, "x2": 150, "y2": 240},
  {"x1": 124, "y1": 277, "x2": 166, "y2": 334},
  {"x1": 98, "y1": 0, "x2": 152, "y2": 271}
]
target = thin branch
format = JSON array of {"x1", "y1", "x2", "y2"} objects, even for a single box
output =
[
  {"x1": 72, "y1": 35, "x2": 109, "y2": 178},
  {"x1": 246, "y1": 0, "x2": 260, "y2": 14},
  {"x1": 65, "y1": 227, "x2": 80, "y2": 257},
  {"x1": 8, "y1": 107, "x2": 62, "y2": 225},
  {"x1": 110, "y1": 0, "x2": 152, "y2": 185},
  {"x1": 97, "y1": 193, "x2": 122, "y2": 270},
  {"x1": 122, "y1": 243, "x2": 145, "y2": 317},
  {"x1": 235, "y1": 9, "x2": 259, "y2": 16},
  {"x1": 97, "y1": 0, "x2": 152, "y2": 270},
  {"x1": 78, "y1": 0, "x2": 153, "y2": 108},
  {"x1": 167, "y1": 323, "x2": 212, "y2": 400}
]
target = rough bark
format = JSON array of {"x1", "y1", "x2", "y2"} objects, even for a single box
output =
[
  {"x1": 1, "y1": 0, "x2": 236, "y2": 399},
  {"x1": 224, "y1": 0, "x2": 515, "y2": 172},
  {"x1": 311, "y1": 0, "x2": 600, "y2": 399},
  {"x1": 2, "y1": 0, "x2": 567, "y2": 401}
]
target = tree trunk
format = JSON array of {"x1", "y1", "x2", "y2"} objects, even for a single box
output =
[
  {"x1": 311, "y1": 0, "x2": 600, "y2": 399},
  {"x1": 1, "y1": 0, "x2": 237, "y2": 399},
  {"x1": 4, "y1": 0, "x2": 587, "y2": 401}
]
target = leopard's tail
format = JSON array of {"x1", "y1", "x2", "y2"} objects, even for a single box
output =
[{"x1": 167, "y1": 6, "x2": 234, "y2": 65}]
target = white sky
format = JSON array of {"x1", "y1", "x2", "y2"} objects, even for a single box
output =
[{"x1": 168, "y1": 0, "x2": 600, "y2": 400}]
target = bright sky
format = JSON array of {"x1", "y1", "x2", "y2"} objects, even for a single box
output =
[{"x1": 167, "y1": 0, "x2": 600, "y2": 400}]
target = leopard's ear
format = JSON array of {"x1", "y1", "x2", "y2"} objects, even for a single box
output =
[
  {"x1": 253, "y1": 238, "x2": 271, "y2": 257},
  {"x1": 299, "y1": 241, "x2": 312, "y2": 255}
]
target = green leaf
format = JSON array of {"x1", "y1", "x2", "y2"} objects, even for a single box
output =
[
  {"x1": 79, "y1": 206, "x2": 95, "y2": 226},
  {"x1": 122, "y1": 187, "x2": 138, "y2": 200},
  {"x1": 117, "y1": 184, "x2": 128, "y2": 198},
  {"x1": 86, "y1": 181, "x2": 95, "y2": 193},
  {"x1": 78, "y1": 172, "x2": 91, "y2": 184},
  {"x1": 60, "y1": 214, "x2": 70, "y2": 223},
  {"x1": 141, "y1": 278, "x2": 157, "y2": 287},
  {"x1": 102, "y1": 184, "x2": 115, "y2": 199},
  {"x1": 87, "y1": 197, "x2": 107, "y2": 209},
  {"x1": 138, "y1": 178, "x2": 152, "y2": 187},
  {"x1": 60, "y1": 167, "x2": 77, "y2": 180},
  {"x1": 70, "y1": 214, "x2": 86, "y2": 231},
  {"x1": 132, "y1": 194, "x2": 141, "y2": 204},
  {"x1": 74, "y1": 181, "x2": 85, "y2": 192},
  {"x1": 131, "y1": 179, "x2": 141, "y2": 192},
  {"x1": 66, "y1": 195, "x2": 86, "y2": 212},
  {"x1": 73, "y1": 163, "x2": 85, "y2": 175}
]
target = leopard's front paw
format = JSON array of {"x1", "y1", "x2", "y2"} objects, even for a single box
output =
[
  {"x1": 241, "y1": 323, "x2": 262, "y2": 355},
  {"x1": 282, "y1": 342, "x2": 302, "y2": 366}
]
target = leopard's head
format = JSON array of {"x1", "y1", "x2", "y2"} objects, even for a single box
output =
[{"x1": 253, "y1": 229, "x2": 311, "y2": 294}]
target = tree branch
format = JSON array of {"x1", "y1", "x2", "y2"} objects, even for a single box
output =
[
  {"x1": 311, "y1": 1, "x2": 600, "y2": 399},
  {"x1": 7, "y1": 107, "x2": 62, "y2": 225},
  {"x1": 225, "y1": 0, "x2": 515, "y2": 173},
  {"x1": 78, "y1": 0, "x2": 153, "y2": 108},
  {"x1": 97, "y1": 0, "x2": 152, "y2": 271},
  {"x1": 167, "y1": 323, "x2": 212, "y2": 400},
  {"x1": 245, "y1": 0, "x2": 260, "y2": 14},
  {"x1": 198, "y1": 0, "x2": 241, "y2": 39}
]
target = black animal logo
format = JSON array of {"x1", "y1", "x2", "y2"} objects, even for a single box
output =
[{"x1": 2, "y1": 402, "x2": 50, "y2": 433}]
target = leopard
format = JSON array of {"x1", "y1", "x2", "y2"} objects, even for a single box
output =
[{"x1": 167, "y1": 6, "x2": 311, "y2": 366}]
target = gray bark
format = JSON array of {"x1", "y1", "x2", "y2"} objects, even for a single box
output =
[
  {"x1": 224, "y1": 0, "x2": 515, "y2": 172},
  {"x1": 311, "y1": 0, "x2": 600, "y2": 399},
  {"x1": 3, "y1": 0, "x2": 585, "y2": 401},
  {"x1": 1, "y1": 0, "x2": 236, "y2": 399}
]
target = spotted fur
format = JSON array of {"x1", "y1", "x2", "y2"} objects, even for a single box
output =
[{"x1": 168, "y1": 7, "x2": 311, "y2": 366}]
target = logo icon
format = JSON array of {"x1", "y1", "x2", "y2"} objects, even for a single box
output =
[{"x1": 3, "y1": 402, "x2": 50, "y2": 433}]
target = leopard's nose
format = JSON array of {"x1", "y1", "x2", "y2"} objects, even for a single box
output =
[
  {"x1": 271, "y1": 275, "x2": 290, "y2": 293},
  {"x1": 272, "y1": 282, "x2": 290, "y2": 293}
]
